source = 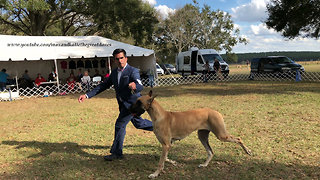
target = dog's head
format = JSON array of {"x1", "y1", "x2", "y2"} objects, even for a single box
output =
[{"x1": 130, "y1": 90, "x2": 156, "y2": 117}]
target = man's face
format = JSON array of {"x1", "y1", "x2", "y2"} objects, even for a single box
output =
[{"x1": 114, "y1": 52, "x2": 127, "y2": 69}]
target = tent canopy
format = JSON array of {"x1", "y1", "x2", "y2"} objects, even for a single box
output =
[
  {"x1": 0, "y1": 35, "x2": 154, "y2": 61},
  {"x1": 0, "y1": 35, "x2": 157, "y2": 81}
]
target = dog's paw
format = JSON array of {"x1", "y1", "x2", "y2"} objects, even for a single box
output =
[
  {"x1": 148, "y1": 173, "x2": 158, "y2": 179},
  {"x1": 166, "y1": 159, "x2": 177, "y2": 166},
  {"x1": 246, "y1": 149, "x2": 253, "y2": 156},
  {"x1": 198, "y1": 164, "x2": 208, "y2": 168}
]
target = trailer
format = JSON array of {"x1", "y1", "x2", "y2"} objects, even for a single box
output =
[{"x1": 175, "y1": 48, "x2": 229, "y2": 77}]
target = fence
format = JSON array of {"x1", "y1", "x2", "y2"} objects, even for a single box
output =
[{"x1": 1, "y1": 71, "x2": 320, "y2": 101}]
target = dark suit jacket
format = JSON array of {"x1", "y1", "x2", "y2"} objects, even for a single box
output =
[{"x1": 86, "y1": 64, "x2": 143, "y2": 109}]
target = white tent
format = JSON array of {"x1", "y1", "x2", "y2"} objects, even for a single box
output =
[{"x1": 0, "y1": 35, "x2": 156, "y2": 85}]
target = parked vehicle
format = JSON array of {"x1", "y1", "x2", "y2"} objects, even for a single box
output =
[
  {"x1": 156, "y1": 63, "x2": 164, "y2": 75},
  {"x1": 250, "y1": 56, "x2": 304, "y2": 73},
  {"x1": 250, "y1": 56, "x2": 305, "y2": 79},
  {"x1": 175, "y1": 48, "x2": 229, "y2": 77},
  {"x1": 161, "y1": 63, "x2": 177, "y2": 74}
]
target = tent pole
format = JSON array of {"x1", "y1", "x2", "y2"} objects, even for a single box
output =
[
  {"x1": 54, "y1": 59, "x2": 60, "y2": 92},
  {"x1": 15, "y1": 75, "x2": 19, "y2": 93},
  {"x1": 153, "y1": 53, "x2": 158, "y2": 79},
  {"x1": 108, "y1": 57, "x2": 111, "y2": 74}
]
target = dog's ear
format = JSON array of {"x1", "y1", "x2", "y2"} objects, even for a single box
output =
[
  {"x1": 148, "y1": 90, "x2": 153, "y2": 97},
  {"x1": 147, "y1": 95, "x2": 157, "y2": 106}
]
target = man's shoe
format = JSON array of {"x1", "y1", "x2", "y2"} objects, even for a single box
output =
[{"x1": 104, "y1": 154, "x2": 123, "y2": 161}]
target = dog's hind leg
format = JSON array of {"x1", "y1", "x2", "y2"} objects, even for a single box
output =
[
  {"x1": 149, "y1": 144, "x2": 171, "y2": 178},
  {"x1": 197, "y1": 130, "x2": 213, "y2": 167},
  {"x1": 217, "y1": 135, "x2": 252, "y2": 156}
]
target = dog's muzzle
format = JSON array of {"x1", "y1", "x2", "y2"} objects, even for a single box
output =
[{"x1": 129, "y1": 100, "x2": 146, "y2": 117}]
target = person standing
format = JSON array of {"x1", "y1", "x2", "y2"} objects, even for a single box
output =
[
  {"x1": 202, "y1": 61, "x2": 210, "y2": 83},
  {"x1": 214, "y1": 59, "x2": 222, "y2": 80},
  {"x1": 147, "y1": 67, "x2": 154, "y2": 87},
  {"x1": 78, "y1": 48, "x2": 153, "y2": 161},
  {"x1": 0, "y1": 69, "x2": 9, "y2": 91}
]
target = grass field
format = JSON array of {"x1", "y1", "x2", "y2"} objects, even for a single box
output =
[{"x1": 1, "y1": 81, "x2": 320, "y2": 179}]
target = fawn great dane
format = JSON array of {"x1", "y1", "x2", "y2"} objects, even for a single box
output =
[{"x1": 130, "y1": 90, "x2": 252, "y2": 178}]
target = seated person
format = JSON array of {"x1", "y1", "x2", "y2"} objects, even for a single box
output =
[
  {"x1": 101, "y1": 70, "x2": 110, "y2": 81},
  {"x1": 81, "y1": 71, "x2": 91, "y2": 84},
  {"x1": 19, "y1": 69, "x2": 33, "y2": 89},
  {"x1": 81, "y1": 71, "x2": 91, "y2": 92},
  {"x1": 67, "y1": 73, "x2": 76, "y2": 90},
  {"x1": 34, "y1": 73, "x2": 46, "y2": 87},
  {"x1": 76, "y1": 69, "x2": 83, "y2": 82},
  {"x1": 93, "y1": 69, "x2": 102, "y2": 78},
  {"x1": 22, "y1": 70, "x2": 31, "y2": 81},
  {"x1": 48, "y1": 71, "x2": 57, "y2": 82}
]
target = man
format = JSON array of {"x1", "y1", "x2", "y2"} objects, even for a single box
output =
[
  {"x1": 214, "y1": 58, "x2": 222, "y2": 80},
  {"x1": 0, "y1": 69, "x2": 9, "y2": 91},
  {"x1": 78, "y1": 48, "x2": 153, "y2": 161},
  {"x1": 202, "y1": 61, "x2": 210, "y2": 83}
]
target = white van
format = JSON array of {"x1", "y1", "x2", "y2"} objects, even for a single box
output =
[
  {"x1": 175, "y1": 48, "x2": 229, "y2": 77},
  {"x1": 156, "y1": 63, "x2": 164, "y2": 75}
]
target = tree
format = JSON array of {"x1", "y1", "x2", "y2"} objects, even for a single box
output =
[
  {"x1": 224, "y1": 52, "x2": 238, "y2": 63},
  {"x1": 0, "y1": 0, "x2": 158, "y2": 46},
  {"x1": 84, "y1": 0, "x2": 158, "y2": 46},
  {"x1": 0, "y1": 0, "x2": 89, "y2": 36},
  {"x1": 154, "y1": 2, "x2": 247, "y2": 55},
  {"x1": 266, "y1": 0, "x2": 320, "y2": 39}
]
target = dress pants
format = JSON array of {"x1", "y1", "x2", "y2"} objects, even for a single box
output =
[{"x1": 110, "y1": 102, "x2": 153, "y2": 156}]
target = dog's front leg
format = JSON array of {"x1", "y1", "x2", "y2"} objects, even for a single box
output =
[{"x1": 148, "y1": 144, "x2": 170, "y2": 178}]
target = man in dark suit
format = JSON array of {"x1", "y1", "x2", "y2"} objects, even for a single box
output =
[{"x1": 78, "y1": 48, "x2": 153, "y2": 161}]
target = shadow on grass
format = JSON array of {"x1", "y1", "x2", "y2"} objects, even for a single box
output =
[
  {"x1": 2, "y1": 140, "x2": 106, "y2": 159},
  {"x1": 147, "y1": 81, "x2": 320, "y2": 98},
  {"x1": 1, "y1": 140, "x2": 319, "y2": 179},
  {"x1": 67, "y1": 81, "x2": 320, "y2": 101}
]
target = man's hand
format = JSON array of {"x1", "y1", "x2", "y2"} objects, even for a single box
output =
[
  {"x1": 128, "y1": 82, "x2": 136, "y2": 91},
  {"x1": 78, "y1": 94, "x2": 87, "y2": 103}
]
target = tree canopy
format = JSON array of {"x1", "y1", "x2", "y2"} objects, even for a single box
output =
[
  {"x1": 86, "y1": 0, "x2": 158, "y2": 46},
  {"x1": 0, "y1": 0, "x2": 158, "y2": 46},
  {"x1": 153, "y1": 2, "x2": 247, "y2": 63},
  {"x1": 265, "y1": 0, "x2": 320, "y2": 39},
  {"x1": 0, "y1": 0, "x2": 247, "y2": 64},
  {"x1": 0, "y1": 0, "x2": 89, "y2": 36}
]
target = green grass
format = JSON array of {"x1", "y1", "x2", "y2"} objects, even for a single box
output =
[{"x1": 1, "y1": 81, "x2": 320, "y2": 179}]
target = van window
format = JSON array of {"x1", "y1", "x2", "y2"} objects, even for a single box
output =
[
  {"x1": 273, "y1": 57, "x2": 293, "y2": 63},
  {"x1": 198, "y1": 55, "x2": 204, "y2": 64},
  {"x1": 202, "y1": 54, "x2": 224, "y2": 63},
  {"x1": 184, "y1": 56, "x2": 190, "y2": 64},
  {"x1": 260, "y1": 58, "x2": 270, "y2": 64}
]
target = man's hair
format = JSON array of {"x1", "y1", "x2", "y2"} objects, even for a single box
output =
[
  {"x1": 112, "y1": 48, "x2": 127, "y2": 57},
  {"x1": 1, "y1": 69, "x2": 6, "y2": 72}
]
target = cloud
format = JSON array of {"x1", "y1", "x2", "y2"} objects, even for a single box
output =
[
  {"x1": 231, "y1": 0, "x2": 269, "y2": 22},
  {"x1": 232, "y1": 33, "x2": 320, "y2": 53},
  {"x1": 250, "y1": 23, "x2": 277, "y2": 36},
  {"x1": 155, "y1": 5, "x2": 175, "y2": 19},
  {"x1": 142, "y1": 0, "x2": 157, "y2": 6},
  {"x1": 141, "y1": 0, "x2": 174, "y2": 19}
]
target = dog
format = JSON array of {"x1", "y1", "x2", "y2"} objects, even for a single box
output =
[{"x1": 130, "y1": 90, "x2": 252, "y2": 178}]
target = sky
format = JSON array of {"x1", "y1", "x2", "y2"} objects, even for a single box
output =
[{"x1": 143, "y1": 0, "x2": 320, "y2": 53}]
